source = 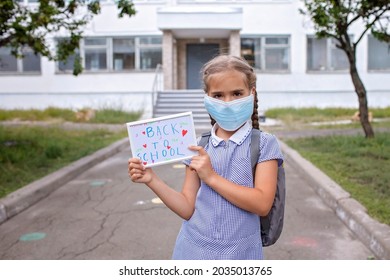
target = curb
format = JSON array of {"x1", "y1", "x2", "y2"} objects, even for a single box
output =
[
  {"x1": 279, "y1": 140, "x2": 390, "y2": 260},
  {"x1": 0, "y1": 137, "x2": 129, "y2": 225},
  {"x1": 1, "y1": 132, "x2": 389, "y2": 260}
]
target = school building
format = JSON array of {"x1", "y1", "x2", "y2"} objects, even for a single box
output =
[{"x1": 1, "y1": 0, "x2": 390, "y2": 122}]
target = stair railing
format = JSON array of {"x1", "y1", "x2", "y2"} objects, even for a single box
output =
[{"x1": 151, "y1": 63, "x2": 163, "y2": 117}]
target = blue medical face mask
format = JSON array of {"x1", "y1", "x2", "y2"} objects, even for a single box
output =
[{"x1": 204, "y1": 94, "x2": 254, "y2": 131}]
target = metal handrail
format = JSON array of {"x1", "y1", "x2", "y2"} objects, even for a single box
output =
[{"x1": 151, "y1": 63, "x2": 163, "y2": 117}]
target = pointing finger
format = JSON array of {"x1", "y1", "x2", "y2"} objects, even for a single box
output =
[{"x1": 189, "y1": 145, "x2": 207, "y2": 156}]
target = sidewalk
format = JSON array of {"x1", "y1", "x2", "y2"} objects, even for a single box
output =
[{"x1": 0, "y1": 124, "x2": 389, "y2": 259}]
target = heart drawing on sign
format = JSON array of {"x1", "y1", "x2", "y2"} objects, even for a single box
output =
[
  {"x1": 143, "y1": 144, "x2": 147, "y2": 148},
  {"x1": 182, "y1": 129, "x2": 188, "y2": 137}
]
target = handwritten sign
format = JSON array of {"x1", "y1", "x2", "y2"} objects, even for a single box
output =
[{"x1": 126, "y1": 112, "x2": 198, "y2": 167}]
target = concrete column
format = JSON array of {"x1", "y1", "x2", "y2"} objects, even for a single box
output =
[
  {"x1": 229, "y1": 30, "x2": 241, "y2": 56},
  {"x1": 162, "y1": 30, "x2": 174, "y2": 90}
]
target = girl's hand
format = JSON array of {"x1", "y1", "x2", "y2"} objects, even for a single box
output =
[
  {"x1": 128, "y1": 158, "x2": 153, "y2": 184},
  {"x1": 188, "y1": 146, "x2": 216, "y2": 184}
]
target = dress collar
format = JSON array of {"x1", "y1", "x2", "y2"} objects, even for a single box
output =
[{"x1": 210, "y1": 121, "x2": 252, "y2": 147}]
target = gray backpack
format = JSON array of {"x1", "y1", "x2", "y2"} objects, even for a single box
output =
[{"x1": 198, "y1": 129, "x2": 285, "y2": 247}]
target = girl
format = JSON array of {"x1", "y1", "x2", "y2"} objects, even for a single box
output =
[{"x1": 128, "y1": 54, "x2": 284, "y2": 260}]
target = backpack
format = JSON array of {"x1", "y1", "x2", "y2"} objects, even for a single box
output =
[{"x1": 198, "y1": 129, "x2": 286, "y2": 247}]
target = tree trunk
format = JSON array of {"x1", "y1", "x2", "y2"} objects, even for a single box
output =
[{"x1": 346, "y1": 49, "x2": 375, "y2": 138}]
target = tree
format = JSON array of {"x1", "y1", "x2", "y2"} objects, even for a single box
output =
[
  {"x1": 0, "y1": 0, "x2": 136, "y2": 75},
  {"x1": 300, "y1": 0, "x2": 390, "y2": 138}
]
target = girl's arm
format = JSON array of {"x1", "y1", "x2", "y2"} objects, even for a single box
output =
[
  {"x1": 188, "y1": 146, "x2": 278, "y2": 216},
  {"x1": 128, "y1": 158, "x2": 200, "y2": 220}
]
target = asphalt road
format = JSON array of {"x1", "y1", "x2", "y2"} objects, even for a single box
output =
[{"x1": 0, "y1": 142, "x2": 373, "y2": 260}]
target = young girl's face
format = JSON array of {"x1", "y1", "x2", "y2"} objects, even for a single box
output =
[{"x1": 207, "y1": 69, "x2": 253, "y2": 100}]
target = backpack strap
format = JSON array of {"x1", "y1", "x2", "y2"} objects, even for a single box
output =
[
  {"x1": 198, "y1": 131, "x2": 211, "y2": 148},
  {"x1": 250, "y1": 129, "x2": 261, "y2": 174}
]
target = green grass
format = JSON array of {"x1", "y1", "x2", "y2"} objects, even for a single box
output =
[
  {"x1": 0, "y1": 106, "x2": 141, "y2": 198},
  {"x1": 0, "y1": 107, "x2": 77, "y2": 122},
  {"x1": 0, "y1": 107, "x2": 142, "y2": 124},
  {"x1": 285, "y1": 132, "x2": 390, "y2": 226},
  {"x1": 0, "y1": 125, "x2": 127, "y2": 198},
  {"x1": 91, "y1": 108, "x2": 141, "y2": 124},
  {"x1": 265, "y1": 107, "x2": 390, "y2": 128},
  {"x1": 1, "y1": 106, "x2": 389, "y2": 227},
  {"x1": 265, "y1": 107, "x2": 390, "y2": 225}
]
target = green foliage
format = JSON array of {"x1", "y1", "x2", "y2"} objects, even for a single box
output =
[
  {"x1": 0, "y1": 125, "x2": 127, "y2": 198},
  {"x1": 0, "y1": 0, "x2": 136, "y2": 75},
  {"x1": 265, "y1": 106, "x2": 390, "y2": 124},
  {"x1": 117, "y1": 0, "x2": 137, "y2": 18},
  {"x1": 45, "y1": 144, "x2": 63, "y2": 159},
  {"x1": 92, "y1": 108, "x2": 142, "y2": 124},
  {"x1": 266, "y1": 107, "x2": 356, "y2": 121},
  {"x1": 0, "y1": 107, "x2": 141, "y2": 124},
  {"x1": 300, "y1": 0, "x2": 390, "y2": 45},
  {"x1": 0, "y1": 107, "x2": 76, "y2": 121},
  {"x1": 286, "y1": 132, "x2": 390, "y2": 225},
  {"x1": 299, "y1": 1, "x2": 389, "y2": 138},
  {"x1": 0, "y1": 107, "x2": 139, "y2": 198}
]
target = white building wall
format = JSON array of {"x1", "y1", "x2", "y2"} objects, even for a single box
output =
[
  {"x1": 91, "y1": 4, "x2": 162, "y2": 36},
  {"x1": 240, "y1": 1, "x2": 379, "y2": 93},
  {"x1": 1, "y1": 3, "x2": 163, "y2": 94},
  {"x1": 1, "y1": 67, "x2": 157, "y2": 94},
  {"x1": 1, "y1": 0, "x2": 389, "y2": 113}
]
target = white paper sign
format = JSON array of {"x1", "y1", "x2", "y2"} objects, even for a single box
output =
[{"x1": 126, "y1": 112, "x2": 198, "y2": 167}]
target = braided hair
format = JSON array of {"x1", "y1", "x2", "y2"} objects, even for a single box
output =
[{"x1": 201, "y1": 54, "x2": 260, "y2": 130}]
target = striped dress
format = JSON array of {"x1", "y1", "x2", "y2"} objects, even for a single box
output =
[{"x1": 172, "y1": 121, "x2": 284, "y2": 260}]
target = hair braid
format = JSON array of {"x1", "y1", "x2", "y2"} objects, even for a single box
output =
[
  {"x1": 210, "y1": 116, "x2": 216, "y2": 126},
  {"x1": 252, "y1": 90, "x2": 260, "y2": 130}
]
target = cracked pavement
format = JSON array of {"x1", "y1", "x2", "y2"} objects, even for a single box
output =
[{"x1": 0, "y1": 139, "x2": 374, "y2": 260}]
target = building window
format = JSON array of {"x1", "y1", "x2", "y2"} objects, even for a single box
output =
[
  {"x1": 57, "y1": 36, "x2": 162, "y2": 73},
  {"x1": 0, "y1": 47, "x2": 17, "y2": 72},
  {"x1": 241, "y1": 36, "x2": 290, "y2": 72},
  {"x1": 84, "y1": 38, "x2": 108, "y2": 71},
  {"x1": 368, "y1": 35, "x2": 390, "y2": 71},
  {"x1": 58, "y1": 52, "x2": 80, "y2": 72},
  {"x1": 0, "y1": 46, "x2": 41, "y2": 74},
  {"x1": 307, "y1": 36, "x2": 349, "y2": 72},
  {"x1": 16, "y1": 0, "x2": 39, "y2": 3},
  {"x1": 139, "y1": 37, "x2": 162, "y2": 70},
  {"x1": 113, "y1": 38, "x2": 135, "y2": 71}
]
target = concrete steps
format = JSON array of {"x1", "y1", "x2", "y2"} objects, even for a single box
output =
[
  {"x1": 153, "y1": 90, "x2": 211, "y2": 128},
  {"x1": 153, "y1": 90, "x2": 266, "y2": 128}
]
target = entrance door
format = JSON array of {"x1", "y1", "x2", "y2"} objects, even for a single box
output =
[{"x1": 186, "y1": 44, "x2": 219, "y2": 89}]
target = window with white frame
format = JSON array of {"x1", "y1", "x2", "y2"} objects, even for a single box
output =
[
  {"x1": 16, "y1": 0, "x2": 39, "y2": 3},
  {"x1": 57, "y1": 36, "x2": 162, "y2": 73},
  {"x1": 18, "y1": 0, "x2": 164, "y2": 3},
  {"x1": 17, "y1": 0, "x2": 111, "y2": 2},
  {"x1": 179, "y1": 0, "x2": 291, "y2": 3},
  {"x1": 84, "y1": 38, "x2": 108, "y2": 71},
  {"x1": 113, "y1": 38, "x2": 135, "y2": 70},
  {"x1": 58, "y1": 48, "x2": 80, "y2": 72},
  {"x1": 0, "y1": 46, "x2": 41, "y2": 74},
  {"x1": 139, "y1": 37, "x2": 162, "y2": 70},
  {"x1": 307, "y1": 36, "x2": 349, "y2": 72},
  {"x1": 240, "y1": 36, "x2": 290, "y2": 72},
  {"x1": 368, "y1": 35, "x2": 390, "y2": 71}
]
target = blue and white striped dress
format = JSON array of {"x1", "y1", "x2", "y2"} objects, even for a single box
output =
[{"x1": 172, "y1": 121, "x2": 284, "y2": 260}]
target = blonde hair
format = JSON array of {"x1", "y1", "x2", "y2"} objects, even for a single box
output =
[{"x1": 201, "y1": 54, "x2": 260, "y2": 129}]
